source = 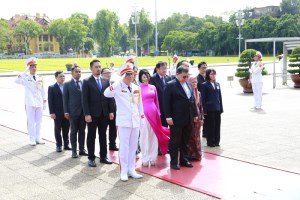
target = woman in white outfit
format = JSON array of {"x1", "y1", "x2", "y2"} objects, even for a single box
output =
[{"x1": 250, "y1": 51, "x2": 264, "y2": 109}]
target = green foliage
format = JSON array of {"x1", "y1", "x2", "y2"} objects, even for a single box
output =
[
  {"x1": 93, "y1": 9, "x2": 119, "y2": 57},
  {"x1": 14, "y1": 20, "x2": 43, "y2": 54},
  {"x1": 235, "y1": 49, "x2": 268, "y2": 79},
  {"x1": 280, "y1": 0, "x2": 300, "y2": 15},
  {"x1": 161, "y1": 31, "x2": 197, "y2": 53},
  {"x1": 287, "y1": 46, "x2": 300, "y2": 75},
  {"x1": 0, "y1": 19, "x2": 9, "y2": 51}
]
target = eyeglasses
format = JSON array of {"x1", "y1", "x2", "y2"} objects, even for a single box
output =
[{"x1": 182, "y1": 75, "x2": 189, "y2": 79}]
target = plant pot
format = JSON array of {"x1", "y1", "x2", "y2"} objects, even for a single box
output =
[
  {"x1": 66, "y1": 64, "x2": 72, "y2": 71},
  {"x1": 239, "y1": 78, "x2": 253, "y2": 93},
  {"x1": 291, "y1": 74, "x2": 300, "y2": 88}
]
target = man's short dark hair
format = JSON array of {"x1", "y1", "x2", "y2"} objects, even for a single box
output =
[
  {"x1": 90, "y1": 59, "x2": 101, "y2": 68},
  {"x1": 71, "y1": 65, "x2": 80, "y2": 72},
  {"x1": 54, "y1": 70, "x2": 63, "y2": 78},
  {"x1": 155, "y1": 61, "x2": 167, "y2": 69},
  {"x1": 138, "y1": 69, "x2": 151, "y2": 83},
  {"x1": 198, "y1": 61, "x2": 207, "y2": 69},
  {"x1": 205, "y1": 69, "x2": 216, "y2": 81},
  {"x1": 176, "y1": 66, "x2": 189, "y2": 74},
  {"x1": 101, "y1": 68, "x2": 110, "y2": 74}
]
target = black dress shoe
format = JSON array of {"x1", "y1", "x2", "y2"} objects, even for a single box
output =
[
  {"x1": 100, "y1": 157, "x2": 112, "y2": 164},
  {"x1": 64, "y1": 146, "x2": 72, "y2": 150},
  {"x1": 79, "y1": 150, "x2": 88, "y2": 156},
  {"x1": 109, "y1": 146, "x2": 119, "y2": 151},
  {"x1": 72, "y1": 151, "x2": 78, "y2": 158},
  {"x1": 180, "y1": 161, "x2": 193, "y2": 168},
  {"x1": 170, "y1": 165, "x2": 180, "y2": 170},
  {"x1": 56, "y1": 146, "x2": 62, "y2": 152},
  {"x1": 88, "y1": 160, "x2": 97, "y2": 167},
  {"x1": 215, "y1": 144, "x2": 220, "y2": 147}
]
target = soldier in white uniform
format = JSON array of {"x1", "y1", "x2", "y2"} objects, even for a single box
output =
[
  {"x1": 250, "y1": 51, "x2": 264, "y2": 109},
  {"x1": 15, "y1": 57, "x2": 47, "y2": 146},
  {"x1": 104, "y1": 62, "x2": 144, "y2": 181}
]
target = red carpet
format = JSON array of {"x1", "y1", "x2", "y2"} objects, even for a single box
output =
[{"x1": 1, "y1": 108, "x2": 300, "y2": 199}]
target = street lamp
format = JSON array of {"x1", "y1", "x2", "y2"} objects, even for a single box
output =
[
  {"x1": 236, "y1": 10, "x2": 245, "y2": 58},
  {"x1": 155, "y1": 0, "x2": 158, "y2": 56},
  {"x1": 131, "y1": 6, "x2": 140, "y2": 67}
]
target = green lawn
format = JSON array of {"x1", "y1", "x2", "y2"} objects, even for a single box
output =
[{"x1": 0, "y1": 56, "x2": 275, "y2": 72}]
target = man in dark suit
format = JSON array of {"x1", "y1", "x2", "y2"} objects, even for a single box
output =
[
  {"x1": 164, "y1": 66, "x2": 198, "y2": 170},
  {"x1": 63, "y1": 66, "x2": 87, "y2": 158},
  {"x1": 82, "y1": 59, "x2": 114, "y2": 167},
  {"x1": 196, "y1": 61, "x2": 207, "y2": 138},
  {"x1": 48, "y1": 71, "x2": 71, "y2": 152},
  {"x1": 150, "y1": 61, "x2": 172, "y2": 127}
]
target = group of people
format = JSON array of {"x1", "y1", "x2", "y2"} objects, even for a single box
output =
[{"x1": 15, "y1": 55, "x2": 225, "y2": 181}]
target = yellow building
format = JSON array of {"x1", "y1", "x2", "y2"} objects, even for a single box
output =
[{"x1": 7, "y1": 13, "x2": 60, "y2": 54}]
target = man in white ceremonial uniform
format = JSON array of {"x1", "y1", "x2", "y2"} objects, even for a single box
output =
[
  {"x1": 15, "y1": 57, "x2": 47, "y2": 146},
  {"x1": 104, "y1": 62, "x2": 144, "y2": 181}
]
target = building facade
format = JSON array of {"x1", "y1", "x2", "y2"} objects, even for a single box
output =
[{"x1": 7, "y1": 13, "x2": 60, "y2": 54}]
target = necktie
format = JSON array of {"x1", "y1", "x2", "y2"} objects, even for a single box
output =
[
  {"x1": 128, "y1": 86, "x2": 132, "y2": 93},
  {"x1": 33, "y1": 75, "x2": 36, "y2": 81},
  {"x1": 96, "y1": 78, "x2": 102, "y2": 92},
  {"x1": 76, "y1": 80, "x2": 80, "y2": 90},
  {"x1": 161, "y1": 76, "x2": 165, "y2": 85}
]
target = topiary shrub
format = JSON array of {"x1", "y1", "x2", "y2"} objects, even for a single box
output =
[
  {"x1": 287, "y1": 46, "x2": 300, "y2": 75},
  {"x1": 235, "y1": 49, "x2": 268, "y2": 79}
]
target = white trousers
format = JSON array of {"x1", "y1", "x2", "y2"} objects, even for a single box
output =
[
  {"x1": 25, "y1": 105, "x2": 43, "y2": 143},
  {"x1": 140, "y1": 118, "x2": 158, "y2": 163},
  {"x1": 252, "y1": 82, "x2": 263, "y2": 108},
  {"x1": 118, "y1": 127, "x2": 139, "y2": 175}
]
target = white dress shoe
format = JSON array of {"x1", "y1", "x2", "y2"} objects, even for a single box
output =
[
  {"x1": 120, "y1": 173, "x2": 128, "y2": 182},
  {"x1": 150, "y1": 161, "x2": 156, "y2": 166},
  {"x1": 128, "y1": 171, "x2": 143, "y2": 179},
  {"x1": 29, "y1": 141, "x2": 36, "y2": 146}
]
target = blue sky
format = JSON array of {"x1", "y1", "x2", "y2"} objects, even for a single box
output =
[{"x1": 0, "y1": 0, "x2": 282, "y2": 23}]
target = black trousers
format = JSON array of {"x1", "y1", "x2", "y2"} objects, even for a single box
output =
[
  {"x1": 169, "y1": 123, "x2": 192, "y2": 166},
  {"x1": 54, "y1": 115, "x2": 70, "y2": 147},
  {"x1": 87, "y1": 115, "x2": 109, "y2": 160},
  {"x1": 108, "y1": 116, "x2": 117, "y2": 147},
  {"x1": 70, "y1": 115, "x2": 86, "y2": 152},
  {"x1": 205, "y1": 111, "x2": 221, "y2": 146}
]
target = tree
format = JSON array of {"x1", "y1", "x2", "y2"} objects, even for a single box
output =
[
  {"x1": 161, "y1": 31, "x2": 197, "y2": 54},
  {"x1": 93, "y1": 9, "x2": 119, "y2": 57},
  {"x1": 196, "y1": 22, "x2": 217, "y2": 54},
  {"x1": 281, "y1": 0, "x2": 300, "y2": 15},
  {"x1": 65, "y1": 18, "x2": 89, "y2": 53},
  {"x1": 0, "y1": 19, "x2": 9, "y2": 51},
  {"x1": 14, "y1": 20, "x2": 43, "y2": 54},
  {"x1": 48, "y1": 19, "x2": 71, "y2": 54},
  {"x1": 117, "y1": 23, "x2": 130, "y2": 53},
  {"x1": 128, "y1": 8, "x2": 154, "y2": 55}
]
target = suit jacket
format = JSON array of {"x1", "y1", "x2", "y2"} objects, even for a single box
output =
[
  {"x1": 150, "y1": 73, "x2": 171, "y2": 115},
  {"x1": 197, "y1": 74, "x2": 205, "y2": 92},
  {"x1": 163, "y1": 78, "x2": 197, "y2": 127},
  {"x1": 48, "y1": 83, "x2": 64, "y2": 116},
  {"x1": 63, "y1": 79, "x2": 83, "y2": 117},
  {"x1": 82, "y1": 75, "x2": 113, "y2": 117},
  {"x1": 201, "y1": 81, "x2": 223, "y2": 114}
]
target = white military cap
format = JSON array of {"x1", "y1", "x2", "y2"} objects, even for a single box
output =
[
  {"x1": 125, "y1": 55, "x2": 135, "y2": 64},
  {"x1": 25, "y1": 57, "x2": 38, "y2": 67},
  {"x1": 117, "y1": 63, "x2": 134, "y2": 76}
]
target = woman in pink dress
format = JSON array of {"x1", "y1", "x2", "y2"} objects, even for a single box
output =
[{"x1": 139, "y1": 69, "x2": 170, "y2": 166}]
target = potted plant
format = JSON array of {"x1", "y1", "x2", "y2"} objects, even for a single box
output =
[
  {"x1": 287, "y1": 46, "x2": 300, "y2": 88},
  {"x1": 66, "y1": 63, "x2": 73, "y2": 71},
  {"x1": 235, "y1": 49, "x2": 268, "y2": 93}
]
